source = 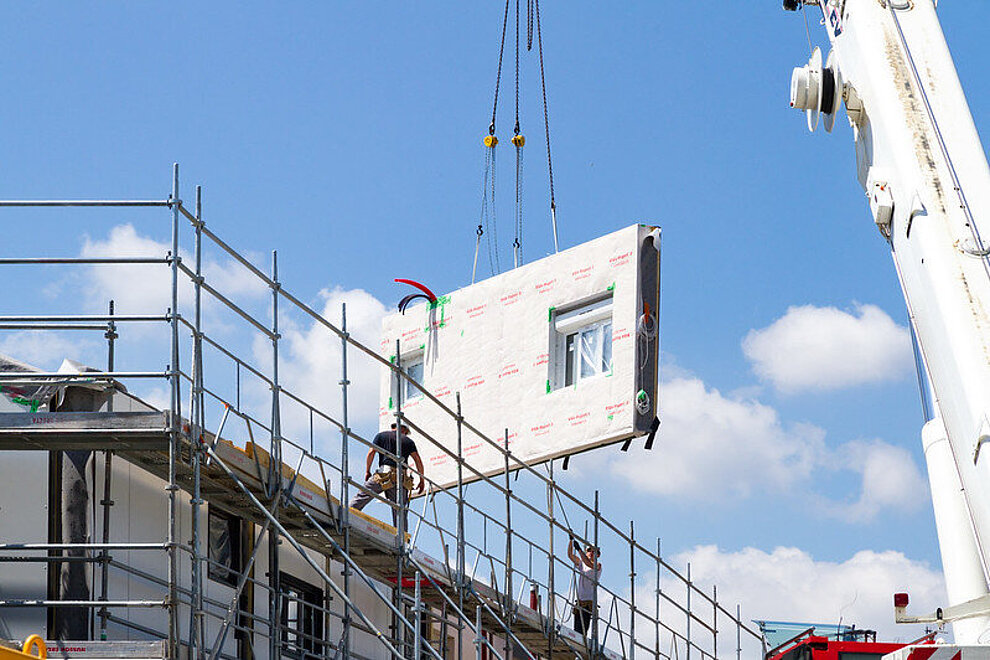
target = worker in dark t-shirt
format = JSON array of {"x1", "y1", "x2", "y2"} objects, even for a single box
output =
[{"x1": 349, "y1": 422, "x2": 425, "y2": 532}]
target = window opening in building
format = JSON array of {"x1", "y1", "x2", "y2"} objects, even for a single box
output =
[
  {"x1": 394, "y1": 351, "x2": 425, "y2": 404},
  {"x1": 279, "y1": 572, "x2": 324, "y2": 658},
  {"x1": 207, "y1": 506, "x2": 242, "y2": 587},
  {"x1": 552, "y1": 294, "x2": 613, "y2": 389}
]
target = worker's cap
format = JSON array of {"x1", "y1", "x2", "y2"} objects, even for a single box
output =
[{"x1": 390, "y1": 422, "x2": 411, "y2": 433}]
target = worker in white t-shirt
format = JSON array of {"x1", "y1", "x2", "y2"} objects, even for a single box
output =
[{"x1": 567, "y1": 536, "x2": 602, "y2": 637}]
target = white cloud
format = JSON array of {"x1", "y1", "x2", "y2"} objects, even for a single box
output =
[
  {"x1": 670, "y1": 545, "x2": 945, "y2": 649},
  {"x1": 828, "y1": 439, "x2": 929, "y2": 523},
  {"x1": 742, "y1": 304, "x2": 912, "y2": 393},
  {"x1": 260, "y1": 286, "x2": 389, "y2": 445},
  {"x1": 610, "y1": 377, "x2": 826, "y2": 500},
  {"x1": 80, "y1": 224, "x2": 175, "y2": 316},
  {"x1": 79, "y1": 223, "x2": 266, "y2": 317},
  {"x1": 135, "y1": 386, "x2": 171, "y2": 412},
  {"x1": 608, "y1": 377, "x2": 926, "y2": 522},
  {"x1": 0, "y1": 331, "x2": 93, "y2": 371}
]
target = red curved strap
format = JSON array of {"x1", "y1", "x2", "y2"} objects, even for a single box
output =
[{"x1": 394, "y1": 278, "x2": 437, "y2": 302}]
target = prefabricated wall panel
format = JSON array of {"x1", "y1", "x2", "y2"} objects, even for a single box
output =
[{"x1": 379, "y1": 224, "x2": 660, "y2": 491}]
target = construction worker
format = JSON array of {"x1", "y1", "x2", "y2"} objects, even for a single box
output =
[
  {"x1": 568, "y1": 536, "x2": 602, "y2": 638},
  {"x1": 350, "y1": 422, "x2": 425, "y2": 532}
]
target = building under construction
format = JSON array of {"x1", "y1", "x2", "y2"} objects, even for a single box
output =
[{"x1": 0, "y1": 167, "x2": 764, "y2": 659}]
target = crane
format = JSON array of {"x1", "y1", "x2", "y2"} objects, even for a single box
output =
[{"x1": 784, "y1": 0, "x2": 990, "y2": 647}]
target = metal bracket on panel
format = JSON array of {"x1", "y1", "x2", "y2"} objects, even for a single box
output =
[{"x1": 644, "y1": 416, "x2": 661, "y2": 450}]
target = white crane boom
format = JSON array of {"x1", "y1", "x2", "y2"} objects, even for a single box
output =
[{"x1": 786, "y1": 0, "x2": 990, "y2": 644}]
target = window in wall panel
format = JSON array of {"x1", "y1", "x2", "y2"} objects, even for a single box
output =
[
  {"x1": 552, "y1": 294, "x2": 613, "y2": 389},
  {"x1": 392, "y1": 350, "x2": 425, "y2": 405}
]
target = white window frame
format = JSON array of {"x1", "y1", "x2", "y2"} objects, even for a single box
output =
[
  {"x1": 393, "y1": 350, "x2": 425, "y2": 404},
  {"x1": 552, "y1": 294, "x2": 613, "y2": 390}
]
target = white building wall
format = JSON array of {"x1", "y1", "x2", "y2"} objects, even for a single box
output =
[
  {"x1": 0, "y1": 450, "x2": 50, "y2": 641},
  {"x1": 0, "y1": 449, "x2": 410, "y2": 659}
]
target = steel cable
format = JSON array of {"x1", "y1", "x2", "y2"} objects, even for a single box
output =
[{"x1": 535, "y1": 0, "x2": 559, "y2": 252}]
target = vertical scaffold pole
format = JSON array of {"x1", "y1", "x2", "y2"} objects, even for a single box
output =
[
  {"x1": 340, "y1": 303, "x2": 352, "y2": 658},
  {"x1": 189, "y1": 185, "x2": 205, "y2": 658},
  {"x1": 629, "y1": 520, "x2": 636, "y2": 660},
  {"x1": 414, "y1": 571, "x2": 422, "y2": 660},
  {"x1": 655, "y1": 539, "x2": 661, "y2": 660},
  {"x1": 736, "y1": 603, "x2": 742, "y2": 660},
  {"x1": 167, "y1": 163, "x2": 181, "y2": 658},
  {"x1": 686, "y1": 562, "x2": 692, "y2": 660},
  {"x1": 547, "y1": 461, "x2": 555, "y2": 657},
  {"x1": 106, "y1": 301, "x2": 117, "y2": 405},
  {"x1": 269, "y1": 250, "x2": 283, "y2": 660},
  {"x1": 592, "y1": 490, "x2": 600, "y2": 659},
  {"x1": 712, "y1": 585, "x2": 718, "y2": 660},
  {"x1": 475, "y1": 606, "x2": 483, "y2": 660},
  {"x1": 456, "y1": 393, "x2": 465, "y2": 660},
  {"x1": 503, "y1": 429, "x2": 512, "y2": 660},
  {"x1": 98, "y1": 300, "x2": 117, "y2": 640},
  {"x1": 394, "y1": 340, "x2": 404, "y2": 656}
]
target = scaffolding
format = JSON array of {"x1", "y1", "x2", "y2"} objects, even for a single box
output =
[{"x1": 0, "y1": 165, "x2": 766, "y2": 659}]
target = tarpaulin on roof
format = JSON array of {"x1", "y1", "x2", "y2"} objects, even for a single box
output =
[{"x1": 0, "y1": 353, "x2": 122, "y2": 413}]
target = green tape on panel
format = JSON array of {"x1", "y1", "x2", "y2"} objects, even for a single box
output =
[
  {"x1": 425, "y1": 295, "x2": 452, "y2": 331},
  {"x1": 12, "y1": 397, "x2": 40, "y2": 412},
  {"x1": 430, "y1": 294, "x2": 451, "y2": 309},
  {"x1": 607, "y1": 282, "x2": 615, "y2": 292},
  {"x1": 548, "y1": 306, "x2": 556, "y2": 322},
  {"x1": 546, "y1": 380, "x2": 551, "y2": 394},
  {"x1": 438, "y1": 295, "x2": 450, "y2": 327},
  {"x1": 1, "y1": 386, "x2": 41, "y2": 412}
]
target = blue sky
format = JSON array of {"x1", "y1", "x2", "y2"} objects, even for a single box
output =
[{"x1": 2, "y1": 1, "x2": 988, "y2": 646}]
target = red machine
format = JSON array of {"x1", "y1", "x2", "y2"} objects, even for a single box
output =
[{"x1": 766, "y1": 628, "x2": 935, "y2": 660}]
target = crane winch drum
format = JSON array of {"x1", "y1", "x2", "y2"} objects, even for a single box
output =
[{"x1": 790, "y1": 47, "x2": 843, "y2": 132}]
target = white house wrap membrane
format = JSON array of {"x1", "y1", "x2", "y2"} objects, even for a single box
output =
[{"x1": 379, "y1": 224, "x2": 660, "y2": 491}]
